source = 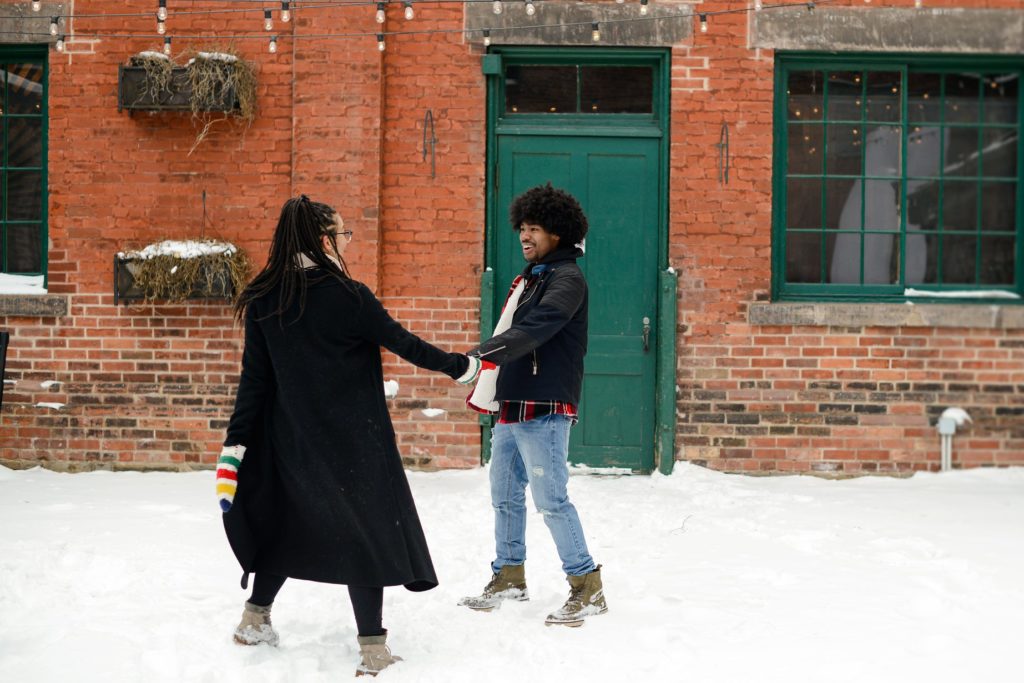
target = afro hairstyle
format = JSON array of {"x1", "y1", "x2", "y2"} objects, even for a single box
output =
[{"x1": 508, "y1": 183, "x2": 589, "y2": 247}]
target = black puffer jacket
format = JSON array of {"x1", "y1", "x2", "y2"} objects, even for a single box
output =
[{"x1": 469, "y1": 248, "x2": 587, "y2": 404}]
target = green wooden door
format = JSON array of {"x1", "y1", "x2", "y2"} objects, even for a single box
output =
[{"x1": 493, "y1": 134, "x2": 660, "y2": 471}]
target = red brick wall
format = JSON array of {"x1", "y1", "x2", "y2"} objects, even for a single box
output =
[
  {"x1": 670, "y1": 0, "x2": 1024, "y2": 474},
  {"x1": 1, "y1": 0, "x2": 1022, "y2": 474}
]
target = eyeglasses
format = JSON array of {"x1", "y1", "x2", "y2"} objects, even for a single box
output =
[{"x1": 328, "y1": 230, "x2": 354, "y2": 243}]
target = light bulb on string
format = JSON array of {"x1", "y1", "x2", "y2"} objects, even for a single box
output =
[
  {"x1": 591, "y1": 22, "x2": 600, "y2": 42},
  {"x1": 377, "y1": 33, "x2": 386, "y2": 52},
  {"x1": 640, "y1": 0, "x2": 649, "y2": 16},
  {"x1": 55, "y1": 34, "x2": 65, "y2": 51},
  {"x1": 157, "y1": 16, "x2": 166, "y2": 35},
  {"x1": 32, "y1": 1, "x2": 42, "y2": 12},
  {"x1": 914, "y1": 0, "x2": 922, "y2": 7},
  {"x1": 483, "y1": 30, "x2": 491, "y2": 47},
  {"x1": 163, "y1": 36, "x2": 172, "y2": 55},
  {"x1": 49, "y1": 17, "x2": 59, "y2": 36},
  {"x1": 157, "y1": 0, "x2": 167, "y2": 22},
  {"x1": 281, "y1": 2, "x2": 291, "y2": 23},
  {"x1": 616, "y1": 0, "x2": 624, "y2": 4},
  {"x1": 492, "y1": 0, "x2": 503, "y2": 14},
  {"x1": 264, "y1": 9, "x2": 273, "y2": 31},
  {"x1": 376, "y1": 3, "x2": 386, "y2": 24},
  {"x1": 525, "y1": 0, "x2": 535, "y2": 17},
  {"x1": 754, "y1": 0, "x2": 763, "y2": 9},
  {"x1": 269, "y1": 35, "x2": 278, "y2": 53},
  {"x1": 404, "y1": 1, "x2": 414, "y2": 20},
  {"x1": 699, "y1": 13, "x2": 707, "y2": 33}
]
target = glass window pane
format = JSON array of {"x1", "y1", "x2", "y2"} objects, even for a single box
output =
[
  {"x1": 788, "y1": 70, "x2": 824, "y2": 121},
  {"x1": 864, "y1": 233, "x2": 900, "y2": 284},
  {"x1": 5, "y1": 170, "x2": 43, "y2": 220},
  {"x1": 826, "y1": 124, "x2": 863, "y2": 176},
  {"x1": 825, "y1": 178, "x2": 860, "y2": 230},
  {"x1": 7, "y1": 118, "x2": 43, "y2": 168},
  {"x1": 942, "y1": 235, "x2": 977, "y2": 284},
  {"x1": 941, "y1": 180, "x2": 977, "y2": 232},
  {"x1": 981, "y1": 182, "x2": 1016, "y2": 233},
  {"x1": 908, "y1": 72, "x2": 942, "y2": 123},
  {"x1": 825, "y1": 231, "x2": 861, "y2": 283},
  {"x1": 580, "y1": 66, "x2": 652, "y2": 114},
  {"x1": 5, "y1": 223, "x2": 42, "y2": 272},
  {"x1": 907, "y1": 179, "x2": 939, "y2": 231},
  {"x1": 827, "y1": 71, "x2": 862, "y2": 121},
  {"x1": 787, "y1": 123, "x2": 823, "y2": 174},
  {"x1": 863, "y1": 125, "x2": 901, "y2": 177},
  {"x1": 945, "y1": 73, "x2": 981, "y2": 123},
  {"x1": 945, "y1": 127, "x2": 979, "y2": 177},
  {"x1": 907, "y1": 126, "x2": 944, "y2": 178},
  {"x1": 865, "y1": 71, "x2": 901, "y2": 122},
  {"x1": 979, "y1": 236, "x2": 1015, "y2": 285},
  {"x1": 984, "y1": 73, "x2": 1018, "y2": 124},
  {"x1": 864, "y1": 180, "x2": 900, "y2": 231},
  {"x1": 786, "y1": 178, "x2": 822, "y2": 229},
  {"x1": 905, "y1": 229, "x2": 936, "y2": 285},
  {"x1": 5, "y1": 63, "x2": 43, "y2": 115},
  {"x1": 505, "y1": 66, "x2": 576, "y2": 114},
  {"x1": 786, "y1": 231, "x2": 821, "y2": 283},
  {"x1": 981, "y1": 127, "x2": 1017, "y2": 178}
]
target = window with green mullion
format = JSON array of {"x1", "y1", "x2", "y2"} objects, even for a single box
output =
[
  {"x1": 774, "y1": 55, "x2": 1021, "y2": 302},
  {"x1": 1, "y1": 52, "x2": 47, "y2": 278}
]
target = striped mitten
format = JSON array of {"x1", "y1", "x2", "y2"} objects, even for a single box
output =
[{"x1": 216, "y1": 444, "x2": 246, "y2": 512}]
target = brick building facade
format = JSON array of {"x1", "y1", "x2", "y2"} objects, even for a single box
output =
[{"x1": 0, "y1": 0, "x2": 1021, "y2": 474}]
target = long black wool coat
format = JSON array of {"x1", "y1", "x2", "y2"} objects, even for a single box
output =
[{"x1": 223, "y1": 271, "x2": 468, "y2": 591}]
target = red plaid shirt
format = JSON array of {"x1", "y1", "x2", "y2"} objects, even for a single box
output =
[{"x1": 497, "y1": 400, "x2": 578, "y2": 425}]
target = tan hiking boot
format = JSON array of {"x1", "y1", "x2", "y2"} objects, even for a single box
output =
[
  {"x1": 355, "y1": 633, "x2": 403, "y2": 677},
  {"x1": 544, "y1": 565, "x2": 608, "y2": 627},
  {"x1": 457, "y1": 564, "x2": 529, "y2": 611},
  {"x1": 233, "y1": 601, "x2": 280, "y2": 646}
]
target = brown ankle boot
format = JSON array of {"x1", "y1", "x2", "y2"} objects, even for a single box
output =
[
  {"x1": 544, "y1": 565, "x2": 608, "y2": 627},
  {"x1": 457, "y1": 564, "x2": 529, "y2": 611},
  {"x1": 355, "y1": 633, "x2": 403, "y2": 677},
  {"x1": 233, "y1": 601, "x2": 280, "y2": 646}
]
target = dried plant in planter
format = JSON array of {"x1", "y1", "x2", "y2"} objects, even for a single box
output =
[
  {"x1": 127, "y1": 51, "x2": 175, "y2": 106},
  {"x1": 185, "y1": 50, "x2": 258, "y2": 152},
  {"x1": 119, "y1": 240, "x2": 250, "y2": 303}
]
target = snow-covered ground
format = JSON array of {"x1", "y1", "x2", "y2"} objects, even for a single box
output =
[{"x1": 1, "y1": 463, "x2": 1022, "y2": 683}]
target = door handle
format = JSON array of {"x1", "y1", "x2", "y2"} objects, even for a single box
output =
[{"x1": 642, "y1": 316, "x2": 651, "y2": 352}]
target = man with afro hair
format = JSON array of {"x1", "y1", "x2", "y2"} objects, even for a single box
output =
[{"x1": 459, "y1": 183, "x2": 607, "y2": 627}]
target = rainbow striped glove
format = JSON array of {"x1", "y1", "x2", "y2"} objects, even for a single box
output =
[{"x1": 216, "y1": 444, "x2": 246, "y2": 512}]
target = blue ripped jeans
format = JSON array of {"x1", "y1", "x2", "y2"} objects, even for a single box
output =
[{"x1": 489, "y1": 414, "x2": 596, "y2": 577}]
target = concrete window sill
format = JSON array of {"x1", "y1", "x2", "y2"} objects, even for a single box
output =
[
  {"x1": 749, "y1": 302, "x2": 1024, "y2": 330},
  {"x1": 0, "y1": 295, "x2": 68, "y2": 318}
]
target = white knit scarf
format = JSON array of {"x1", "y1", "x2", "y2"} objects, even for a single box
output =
[{"x1": 467, "y1": 276, "x2": 526, "y2": 413}]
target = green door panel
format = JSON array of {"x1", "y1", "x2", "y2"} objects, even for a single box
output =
[{"x1": 493, "y1": 134, "x2": 659, "y2": 472}]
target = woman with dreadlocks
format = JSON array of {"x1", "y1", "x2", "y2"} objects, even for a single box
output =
[{"x1": 216, "y1": 195, "x2": 480, "y2": 676}]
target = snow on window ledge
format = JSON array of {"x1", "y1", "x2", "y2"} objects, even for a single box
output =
[
  {"x1": 749, "y1": 301, "x2": 1024, "y2": 330},
  {"x1": 903, "y1": 288, "x2": 1021, "y2": 300},
  {"x1": 0, "y1": 273, "x2": 46, "y2": 295}
]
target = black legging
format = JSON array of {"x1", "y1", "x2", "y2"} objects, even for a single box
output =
[{"x1": 249, "y1": 572, "x2": 385, "y2": 637}]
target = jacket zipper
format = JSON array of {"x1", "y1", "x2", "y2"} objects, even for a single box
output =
[{"x1": 532, "y1": 350, "x2": 538, "y2": 376}]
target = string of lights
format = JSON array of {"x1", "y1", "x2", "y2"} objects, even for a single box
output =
[{"x1": 4, "y1": 0, "x2": 934, "y2": 54}]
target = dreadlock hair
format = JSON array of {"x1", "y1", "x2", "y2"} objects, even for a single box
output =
[
  {"x1": 508, "y1": 183, "x2": 589, "y2": 247},
  {"x1": 233, "y1": 194, "x2": 352, "y2": 324}
]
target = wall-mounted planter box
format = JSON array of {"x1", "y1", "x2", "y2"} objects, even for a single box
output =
[
  {"x1": 113, "y1": 240, "x2": 247, "y2": 304},
  {"x1": 117, "y1": 65, "x2": 239, "y2": 113}
]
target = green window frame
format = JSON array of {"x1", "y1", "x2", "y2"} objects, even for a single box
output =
[
  {"x1": 772, "y1": 54, "x2": 1023, "y2": 302},
  {"x1": 1, "y1": 45, "x2": 48, "y2": 280}
]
